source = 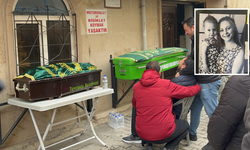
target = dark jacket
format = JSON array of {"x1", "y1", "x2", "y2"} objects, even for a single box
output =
[
  {"x1": 171, "y1": 75, "x2": 197, "y2": 119},
  {"x1": 208, "y1": 75, "x2": 250, "y2": 150},
  {"x1": 132, "y1": 69, "x2": 201, "y2": 141},
  {"x1": 179, "y1": 36, "x2": 221, "y2": 84},
  {"x1": 190, "y1": 37, "x2": 194, "y2": 59},
  {"x1": 242, "y1": 97, "x2": 250, "y2": 150}
]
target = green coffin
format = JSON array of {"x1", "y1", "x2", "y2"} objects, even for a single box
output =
[{"x1": 113, "y1": 47, "x2": 188, "y2": 80}]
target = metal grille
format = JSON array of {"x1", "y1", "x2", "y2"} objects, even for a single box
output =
[{"x1": 14, "y1": 13, "x2": 77, "y2": 75}]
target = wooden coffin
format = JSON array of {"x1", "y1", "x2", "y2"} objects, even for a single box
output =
[
  {"x1": 13, "y1": 77, "x2": 62, "y2": 101},
  {"x1": 61, "y1": 70, "x2": 101, "y2": 97},
  {"x1": 13, "y1": 63, "x2": 101, "y2": 101}
]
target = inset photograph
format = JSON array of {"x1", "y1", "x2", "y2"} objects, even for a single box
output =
[{"x1": 195, "y1": 8, "x2": 249, "y2": 75}]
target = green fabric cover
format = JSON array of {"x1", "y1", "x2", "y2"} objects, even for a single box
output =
[
  {"x1": 15, "y1": 62, "x2": 99, "y2": 81},
  {"x1": 117, "y1": 47, "x2": 188, "y2": 62}
]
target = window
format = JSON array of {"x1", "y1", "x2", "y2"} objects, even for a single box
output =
[{"x1": 13, "y1": 0, "x2": 77, "y2": 75}]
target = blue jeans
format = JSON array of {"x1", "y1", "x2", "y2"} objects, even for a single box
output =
[{"x1": 189, "y1": 79, "x2": 221, "y2": 135}]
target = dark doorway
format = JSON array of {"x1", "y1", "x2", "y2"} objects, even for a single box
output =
[
  {"x1": 194, "y1": 2, "x2": 206, "y2": 9},
  {"x1": 162, "y1": 4, "x2": 177, "y2": 47},
  {"x1": 161, "y1": 1, "x2": 205, "y2": 80}
]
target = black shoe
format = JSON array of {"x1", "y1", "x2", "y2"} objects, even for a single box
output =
[
  {"x1": 143, "y1": 143, "x2": 153, "y2": 150},
  {"x1": 202, "y1": 142, "x2": 213, "y2": 150},
  {"x1": 183, "y1": 133, "x2": 197, "y2": 141},
  {"x1": 162, "y1": 146, "x2": 176, "y2": 150},
  {"x1": 122, "y1": 134, "x2": 141, "y2": 143},
  {"x1": 189, "y1": 134, "x2": 197, "y2": 141}
]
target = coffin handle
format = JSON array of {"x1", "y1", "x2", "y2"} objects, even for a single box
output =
[
  {"x1": 178, "y1": 56, "x2": 186, "y2": 59},
  {"x1": 159, "y1": 61, "x2": 167, "y2": 64},
  {"x1": 16, "y1": 83, "x2": 29, "y2": 93},
  {"x1": 137, "y1": 66, "x2": 146, "y2": 69},
  {"x1": 137, "y1": 60, "x2": 167, "y2": 69}
]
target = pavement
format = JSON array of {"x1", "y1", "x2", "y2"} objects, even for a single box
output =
[
  {"x1": 1, "y1": 105, "x2": 209, "y2": 150},
  {"x1": 48, "y1": 107, "x2": 209, "y2": 150},
  {"x1": 3, "y1": 77, "x2": 229, "y2": 150}
]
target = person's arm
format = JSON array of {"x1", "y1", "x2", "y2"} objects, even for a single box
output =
[
  {"x1": 169, "y1": 82, "x2": 200, "y2": 99},
  {"x1": 232, "y1": 49, "x2": 244, "y2": 73},
  {"x1": 242, "y1": 97, "x2": 250, "y2": 150}
]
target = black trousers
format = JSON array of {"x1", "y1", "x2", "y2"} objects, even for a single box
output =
[
  {"x1": 132, "y1": 106, "x2": 189, "y2": 149},
  {"x1": 131, "y1": 106, "x2": 138, "y2": 137},
  {"x1": 141, "y1": 119, "x2": 189, "y2": 148}
]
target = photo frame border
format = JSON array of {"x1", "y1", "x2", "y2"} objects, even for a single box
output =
[{"x1": 194, "y1": 8, "x2": 249, "y2": 75}]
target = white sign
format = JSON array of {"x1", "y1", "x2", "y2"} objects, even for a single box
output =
[
  {"x1": 86, "y1": 9, "x2": 108, "y2": 34},
  {"x1": 105, "y1": 0, "x2": 121, "y2": 8}
]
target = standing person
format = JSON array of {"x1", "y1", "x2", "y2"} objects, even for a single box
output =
[
  {"x1": 207, "y1": 75, "x2": 250, "y2": 150},
  {"x1": 178, "y1": 17, "x2": 221, "y2": 150},
  {"x1": 242, "y1": 97, "x2": 250, "y2": 150},
  {"x1": 218, "y1": 16, "x2": 244, "y2": 74},
  {"x1": 133, "y1": 61, "x2": 201, "y2": 150},
  {"x1": 122, "y1": 57, "x2": 197, "y2": 144},
  {"x1": 199, "y1": 15, "x2": 220, "y2": 74}
]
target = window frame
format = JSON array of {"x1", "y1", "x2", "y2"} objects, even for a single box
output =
[
  {"x1": 14, "y1": 14, "x2": 77, "y2": 75},
  {"x1": 3, "y1": 0, "x2": 76, "y2": 95}
]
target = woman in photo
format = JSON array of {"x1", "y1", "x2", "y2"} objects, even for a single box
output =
[{"x1": 218, "y1": 16, "x2": 244, "y2": 74}]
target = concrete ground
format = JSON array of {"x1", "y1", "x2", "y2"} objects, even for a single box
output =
[
  {"x1": 3, "y1": 77, "x2": 229, "y2": 150},
  {"x1": 1, "y1": 105, "x2": 209, "y2": 150},
  {"x1": 48, "y1": 107, "x2": 209, "y2": 150}
]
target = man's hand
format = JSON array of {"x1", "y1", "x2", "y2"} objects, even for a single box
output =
[{"x1": 175, "y1": 72, "x2": 180, "y2": 77}]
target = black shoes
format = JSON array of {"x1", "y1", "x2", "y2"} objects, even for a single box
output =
[
  {"x1": 122, "y1": 134, "x2": 141, "y2": 143},
  {"x1": 184, "y1": 133, "x2": 197, "y2": 141},
  {"x1": 143, "y1": 143, "x2": 153, "y2": 150},
  {"x1": 162, "y1": 146, "x2": 177, "y2": 150},
  {"x1": 189, "y1": 133, "x2": 197, "y2": 141}
]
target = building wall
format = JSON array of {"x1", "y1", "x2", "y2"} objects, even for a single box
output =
[
  {"x1": 228, "y1": 0, "x2": 250, "y2": 8},
  {"x1": 204, "y1": 0, "x2": 250, "y2": 8},
  {"x1": 0, "y1": 0, "x2": 161, "y2": 148},
  {"x1": 204, "y1": 0, "x2": 225, "y2": 8}
]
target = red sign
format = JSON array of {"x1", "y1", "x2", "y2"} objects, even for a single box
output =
[{"x1": 86, "y1": 10, "x2": 108, "y2": 34}]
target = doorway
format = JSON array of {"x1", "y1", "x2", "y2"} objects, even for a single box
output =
[
  {"x1": 162, "y1": 4, "x2": 177, "y2": 47},
  {"x1": 161, "y1": 1, "x2": 205, "y2": 79}
]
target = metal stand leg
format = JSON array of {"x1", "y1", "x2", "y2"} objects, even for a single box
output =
[
  {"x1": 81, "y1": 100, "x2": 106, "y2": 146},
  {"x1": 110, "y1": 55, "x2": 118, "y2": 108},
  {"x1": 29, "y1": 109, "x2": 46, "y2": 150},
  {"x1": 82, "y1": 98, "x2": 98, "y2": 134},
  {"x1": 185, "y1": 118, "x2": 190, "y2": 146},
  {"x1": 37, "y1": 109, "x2": 57, "y2": 150},
  {"x1": 57, "y1": 99, "x2": 106, "y2": 150},
  {"x1": 110, "y1": 55, "x2": 139, "y2": 108}
]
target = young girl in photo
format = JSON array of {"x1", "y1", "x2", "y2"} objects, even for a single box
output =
[{"x1": 199, "y1": 15, "x2": 220, "y2": 74}]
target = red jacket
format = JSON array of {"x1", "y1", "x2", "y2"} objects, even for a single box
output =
[{"x1": 132, "y1": 69, "x2": 201, "y2": 141}]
